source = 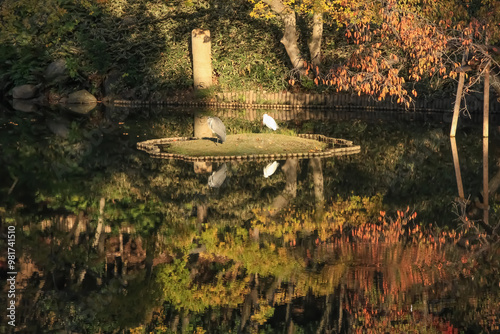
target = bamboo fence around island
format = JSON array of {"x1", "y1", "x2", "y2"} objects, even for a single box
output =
[
  {"x1": 113, "y1": 90, "x2": 500, "y2": 115},
  {"x1": 137, "y1": 134, "x2": 360, "y2": 162}
]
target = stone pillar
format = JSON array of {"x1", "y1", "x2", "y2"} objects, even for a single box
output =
[
  {"x1": 194, "y1": 113, "x2": 212, "y2": 173},
  {"x1": 194, "y1": 113, "x2": 212, "y2": 138},
  {"x1": 191, "y1": 29, "x2": 212, "y2": 90}
]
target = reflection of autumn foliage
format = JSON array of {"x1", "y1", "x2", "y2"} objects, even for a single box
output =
[
  {"x1": 157, "y1": 258, "x2": 249, "y2": 313},
  {"x1": 200, "y1": 225, "x2": 303, "y2": 277},
  {"x1": 252, "y1": 194, "x2": 384, "y2": 242},
  {"x1": 152, "y1": 197, "x2": 499, "y2": 333}
]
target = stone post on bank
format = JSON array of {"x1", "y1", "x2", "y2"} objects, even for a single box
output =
[
  {"x1": 193, "y1": 113, "x2": 213, "y2": 174},
  {"x1": 191, "y1": 29, "x2": 212, "y2": 90}
]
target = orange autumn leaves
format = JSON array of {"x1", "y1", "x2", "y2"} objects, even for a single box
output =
[
  {"x1": 301, "y1": 1, "x2": 447, "y2": 107},
  {"x1": 287, "y1": 0, "x2": 494, "y2": 108}
]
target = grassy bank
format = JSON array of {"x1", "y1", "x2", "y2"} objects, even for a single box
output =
[{"x1": 0, "y1": 0, "x2": 291, "y2": 99}]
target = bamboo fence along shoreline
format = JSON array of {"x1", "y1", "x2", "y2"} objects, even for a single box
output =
[{"x1": 113, "y1": 90, "x2": 500, "y2": 114}]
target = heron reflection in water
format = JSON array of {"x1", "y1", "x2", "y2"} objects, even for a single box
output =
[
  {"x1": 263, "y1": 161, "x2": 279, "y2": 178},
  {"x1": 207, "y1": 116, "x2": 226, "y2": 144},
  {"x1": 208, "y1": 163, "x2": 227, "y2": 188}
]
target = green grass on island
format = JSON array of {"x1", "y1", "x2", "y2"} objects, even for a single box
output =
[{"x1": 162, "y1": 134, "x2": 328, "y2": 157}]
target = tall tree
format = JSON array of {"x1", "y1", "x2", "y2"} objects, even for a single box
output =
[{"x1": 251, "y1": 0, "x2": 500, "y2": 107}]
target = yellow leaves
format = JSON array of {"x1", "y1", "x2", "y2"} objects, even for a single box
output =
[
  {"x1": 249, "y1": 1, "x2": 275, "y2": 19},
  {"x1": 412, "y1": 89, "x2": 417, "y2": 97}
]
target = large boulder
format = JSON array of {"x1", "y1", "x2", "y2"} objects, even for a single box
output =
[
  {"x1": 66, "y1": 90, "x2": 97, "y2": 104},
  {"x1": 12, "y1": 84, "x2": 37, "y2": 99},
  {"x1": 65, "y1": 102, "x2": 98, "y2": 115},
  {"x1": 12, "y1": 99, "x2": 38, "y2": 112}
]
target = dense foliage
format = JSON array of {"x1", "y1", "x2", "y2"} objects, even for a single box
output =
[{"x1": 3, "y1": 0, "x2": 499, "y2": 102}]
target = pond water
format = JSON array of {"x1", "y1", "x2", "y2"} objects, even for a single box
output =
[{"x1": 0, "y1": 102, "x2": 499, "y2": 333}]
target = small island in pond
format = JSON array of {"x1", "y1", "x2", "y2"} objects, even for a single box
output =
[{"x1": 137, "y1": 133, "x2": 360, "y2": 162}]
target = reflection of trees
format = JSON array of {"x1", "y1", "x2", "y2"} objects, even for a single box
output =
[
  {"x1": 2, "y1": 106, "x2": 500, "y2": 332},
  {"x1": 309, "y1": 158, "x2": 324, "y2": 207},
  {"x1": 8, "y1": 213, "x2": 164, "y2": 332},
  {"x1": 450, "y1": 136, "x2": 500, "y2": 247},
  {"x1": 152, "y1": 201, "x2": 498, "y2": 332},
  {"x1": 269, "y1": 158, "x2": 298, "y2": 215}
]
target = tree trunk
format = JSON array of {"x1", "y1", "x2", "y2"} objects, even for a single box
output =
[
  {"x1": 282, "y1": 158, "x2": 298, "y2": 198},
  {"x1": 450, "y1": 51, "x2": 468, "y2": 137},
  {"x1": 490, "y1": 72, "x2": 500, "y2": 98},
  {"x1": 486, "y1": 157, "x2": 500, "y2": 197},
  {"x1": 263, "y1": 0, "x2": 306, "y2": 74},
  {"x1": 450, "y1": 137, "x2": 465, "y2": 199},
  {"x1": 308, "y1": 11, "x2": 323, "y2": 67},
  {"x1": 240, "y1": 276, "x2": 255, "y2": 331},
  {"x1": 92, "y1": 197, "x2": 105, "y2": 249},
  {"x1": 309, "y1": 158, "x2": 324, "y2": 205},
  {"x1": 285, "y1": 283, "x2": 295, "y2": 334},
  {"x1": 484, "y1": 64, "x2": 490, "y2": 137},
  {"x1": 181, "y1": 313, "x2": 190, "y2": 333},
  {"x1": 338, "y1": 282, "x2": 345, "y2": 332}
]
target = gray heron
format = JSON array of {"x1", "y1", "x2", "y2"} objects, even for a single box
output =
[
  {"x1": 207, "y1": 116, "x2": 226, "y2": 144},
  {"x1": 208, "y1": 163, "x2": 227, "y2": 188},
  {"x1": 263, "y1": 114, "x2": 278, "y2": 131}
]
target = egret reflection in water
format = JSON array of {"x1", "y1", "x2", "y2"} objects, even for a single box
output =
[
  {"x1": 263, "y1": 161, "x2": 279, "y2": 178},
  {"x1": 207, "y1": 116, "x2": 226, "y2": 144},
  {"x1": 208, "y1": 163, "x2": 228, "y2": 188}
]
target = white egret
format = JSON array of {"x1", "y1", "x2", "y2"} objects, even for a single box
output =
[{"x1": 263, "y1": 114, "x2": 278, "y2": 131}]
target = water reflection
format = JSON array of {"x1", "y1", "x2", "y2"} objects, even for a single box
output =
[
  {"x1": 208, "y1": 163, "x2": 228, "y2": 188},
  {"x1": 450, "y1": 135, "x2": 500, "y2": 233},
  {"x1": 1, "y1": 103, "x2": 499, "y2": 333},
  {"x1": 263, "y1": 161, "x2": 279, "y2": 178}
]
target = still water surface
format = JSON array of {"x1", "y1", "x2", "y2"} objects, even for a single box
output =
[{"x1": 0, "y1": 103, "x2": 499, "y2": 333}]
